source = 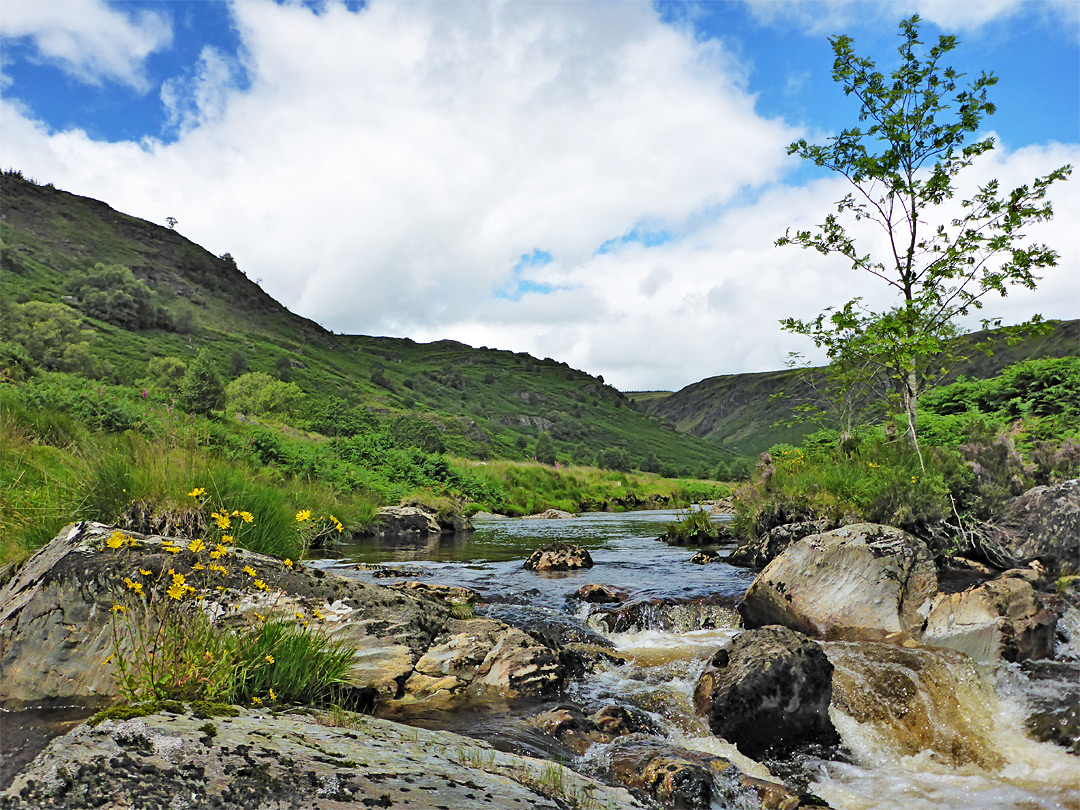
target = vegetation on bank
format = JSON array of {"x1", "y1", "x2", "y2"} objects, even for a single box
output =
[
  {"x1": 731, "y1": 357, "x2": 1080, "y2": 558},
  {"x1": 0, "y1": 370, "x2": 728, "y2": 565}
]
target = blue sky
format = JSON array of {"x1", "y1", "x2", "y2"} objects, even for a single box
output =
[{"x1": 2, "y1": 0, "x2": 1077, "y2": 390}]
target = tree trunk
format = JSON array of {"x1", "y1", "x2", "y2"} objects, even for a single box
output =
[{"x1": 902, "y1": 368, "x2": 925, "y2": 471}]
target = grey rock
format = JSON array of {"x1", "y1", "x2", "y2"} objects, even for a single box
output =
[
  {"x1": 523, "y1": 542, "x2": 594, "y2": 572},
  {"x1": 728, "y1": 519, "x2": 839, "y2": 569},
  {"x1": 693, "y1": 625, "x2": 839, "y2": 759},
  {"x1": 739, "y1": 523, "x2": 937, "y2": 643},
  {"x1": 991, "y1": 480, "x2": 1080, "y2": 575},
  {"x1": 2, "y1": 707, "x2": 645, "y2": 809}
]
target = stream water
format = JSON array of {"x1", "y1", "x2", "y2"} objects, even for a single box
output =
[{"x1": 312, "y1": 510, "x2": 1080, "y2": 810}]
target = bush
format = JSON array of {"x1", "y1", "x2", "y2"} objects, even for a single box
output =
[
  {"x1": 534, "y1": 433, "x2": 556, "y2": 465},
  {"x1": 0, "y1": 301, "x2": 96, "y2": 373},
  {"x1": 226, "y1": 372, "x2": 306, "y2": 418},
  {"x1": 179, "y1": 350, "x2": 225, "y2": 415},
  {"x1": 66, "y1": 263, "x2": 170, "y2": 330}
]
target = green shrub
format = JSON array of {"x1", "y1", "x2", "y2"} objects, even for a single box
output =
[
  {"x1": 225, "y1": 372, "x2": 306, "y2": 417},
  {"x1": 179, "y1": 350, "x2": 225, "y2": 415}
]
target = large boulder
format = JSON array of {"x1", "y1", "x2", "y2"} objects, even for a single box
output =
[
  {"x1": 739, "y1": 523, "x2": 937, "y2": 642},
  {"x1": 3, "y1": 707, "x2": 645, "y2": 809},
  {"x1": 923, "y1": 577, "x2": 1057, "y2": 662},
  {"x1": 367, "y1": 505, "x2": 442, "y2": 535},
  {"x1": 693, "y1": 625, "x2": 839, "y2": 759},
  {"x1": 523, "y1": 542, "x2": 594, "y2": 571},
  {"x1": 991, "y1": 480, "x2": 1080, "y2": 574}
]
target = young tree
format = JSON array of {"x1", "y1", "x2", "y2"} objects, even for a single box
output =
[
  {"x1": 179, "y1": 349, "x2": 225, "y2": 415},
  {"x1": 776, "y1": 16, "x2": 1071, "y2": 467},
  {"x1": 534, "y1": 432, "x2": 557, "y2": 465}
]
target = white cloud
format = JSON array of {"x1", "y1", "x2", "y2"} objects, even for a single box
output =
[
  {"x1": 1, "y1": 0, "x2": 1075, "y2": 392},
  {"x1": 160, "y1": 47, "x2": 238, "y2": 134},
  {"x1": 742, "y1": 0, "x2": 1078, "y2": 33},
  {"x1": 0, "y1": 0, "x2": 171, "y2": 90}
]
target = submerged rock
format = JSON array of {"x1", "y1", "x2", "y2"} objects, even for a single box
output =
[
  {"x1": 523, "y1": 542, "x2": 594, "y2": 571},
  {"x1": 694, "y1": 625, "x2": 839, "y2": 759},
  {"x1": 739, "y1": 523, "x2": 937, "y2": 642},
  {"x1": 587, "y1": 594, "x2": 741, "y2": 635},
  {"x1": 3, "y1": 707, "x2": 645, "y2": 809},
  {"x1": 533, "y1": 704, "x2": 659, "y2": 755},
  {"x1": 573, "y1": 582, "x2": 628, "y2": 603},
  {"x1": 524, "y1": 509, "x2": 577, "y2": 520},
  {"x1": 923, "y1": 577, "x2": 1057, "y2": 662}
]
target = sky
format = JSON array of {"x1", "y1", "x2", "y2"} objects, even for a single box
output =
[{"x1": 2, "y1": 0, "x2": 1078, "y2": 392}]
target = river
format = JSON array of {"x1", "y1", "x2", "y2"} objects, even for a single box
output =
[{"x1": 311, "y1": 509, "x2": 1080, "y2": 810}]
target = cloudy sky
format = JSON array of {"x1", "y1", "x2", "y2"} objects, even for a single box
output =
[{"x1": 2, "y1": 0, "x2": 1077, "y2": 391}]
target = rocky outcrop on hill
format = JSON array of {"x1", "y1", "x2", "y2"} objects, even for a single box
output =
[
  {"x1": 923, "y1": 577, "x2": 1057, "y2": 662},
  {"x1": 0, "y1": 523, "x2": 567, "y2": 710},
  {"x1": 739, "y1": 523, "x2": 937, "y2": 643},
  {"x1": 991, "y1": 480, "x2": 1080, "y2": 574},
  {"x1": 693, "y1": 626, "x2": 839, "y2": 759},
  {"x1": 2, "y1": 707, "x2": 644, "y2": 810}
]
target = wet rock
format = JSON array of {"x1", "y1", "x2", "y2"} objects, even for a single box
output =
[
  {"x1": 573, "y1": 583, "x2": 628, "y2": 603},
  {"x1": 523, "y1": 542, "x2": 594, "y2": 571},
  {"x1": 690, "y1": 549, "x2": 721, "y2": 564},
  {"x1": 2, "y1": 707, "x2": 645, "y2": 809},
  {"x1": 354, "y1": 563, "x2": 426, "y2": 578},
  {"x1": 923, "y1": 577, "x2": 1057, "y2": 662},
  {"x1": 739, "y1": 523, "x2": 937, "y2": 642},
  {"x1": 729, "y1": 519, "x2": 840, "y2": 569},
  {"x1": 1021, "y1": 660, "x2": 1080, "y2": 753},
  {"x1": 481, "y1": 603, "x2": 617, "y2": 677},
  {"x1": 606, "y1": 739, "x2": 811, "y2": 810},
  {"x1": 524, "y1": 509, "x2": 577, "y2": 519},
  {"x1": 588, "y1": 594, "x2": 741, "y2": 634},
  {"x1": 366, "y1": 505, "x2": 442, "y2": 535},
  {"x1": 694, "y1": 626, "x2": 839, "y2": 759},
  {"x1": 991, "y1": 480, "x2": 1080, "y2": 575},
  {"x1": 533, "y1": 704, "x2": 659, "y2": 754}
]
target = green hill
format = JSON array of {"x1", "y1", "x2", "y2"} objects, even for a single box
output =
[
  {"x1": 0, "y1": 171, "x2": 728, "y2": 475},
  {"x1": 630, "y1": 319, "x2": 1079, "y2": 455}
]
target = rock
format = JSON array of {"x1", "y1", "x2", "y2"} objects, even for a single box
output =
[
  {"x1": 3, "y1": 707, "x2": 646, "y2": 809},
  {"x1": 728, "y1": 519, "x2": 839, "y2": 569},
  {"x1": 367, "y1": 505, "x2": 442, "y2": 535},
  {"x1": 690, "y1": 549, "x2": 721, "y2": 564},
  {"x1": 606, "y1": 739, "x2": 812, "y2": 810},
  {"x1": 694, "y1": 625, "x2": 839, "y2": 759},
  {"x1": 524, "y1": 509, "x2": 577, "y2": 519},
  {"x1": 739, "y1": 523, "x2": 937, "y2": 642},
  {"x1": 588, "y1": 595, "x2": 741, "y2": 634},
  {"x1": 0, "y1": 523, "x2": 569, "y2": 711},
  {"x1": 533, "y1": 704, "x2": 659, "y2": 755},
  {"x1": 573, "y1": 583, "x2": 628, "y2": 603},
  {"x1": 1021, "y1": 660, "x2": 1080, "y2": 754},
  {"x1": 991, "y1": 480, "x2": 1080, "y2": 575},
  {"x1": 923, "y1": 577, "x2": 1057, "y2": 662},
  {"x1": 523, "y1": 542, "x2": 594, "y2": 571}
]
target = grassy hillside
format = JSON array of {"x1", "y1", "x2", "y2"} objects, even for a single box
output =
[
  {"x1": 631, "y1": 319, "x2": 1079, "y2": 456},
  {"x1": 0, "y1": 171, "x2": 729, "y2": 475}
]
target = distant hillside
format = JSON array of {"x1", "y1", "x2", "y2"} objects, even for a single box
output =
[
  {"x1": 631, "y1": 319, "x2": 1079, "y2": 456},
  {"x1": 0, "y1": 172, "x2": 728, "y2": 474}
]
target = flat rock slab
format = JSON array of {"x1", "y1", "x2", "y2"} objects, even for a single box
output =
[{"x1": 2, "y1": 708, "x2": 646, "y2": 810}]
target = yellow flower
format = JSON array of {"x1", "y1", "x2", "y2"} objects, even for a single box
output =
[
  {"x1": 204, "y1": 650, "x2": 214, "y2": 660},
  {"x1": 265, "y1": 654, "x2": 275, "y2": 664},
  {"x1": 295, "y1": 509, "x2": 312, "y2": 523},
  {"x1": 295, "y1": 611, "x2": 305, "y2": 619},
  {"x1": 124, "y1": 577, "x2": 144, "y2": 595},
  {"x1": 106, "y1": 532, "x2": 127, "y2": 549},
  {"x1": 313, "y1": 609, "x2": 324, "y2": 622},
  {"x1": 269, "y1": 688, "x2": 276, "y2": 701},
  {"x1": 139, "y1": 568, "x2": 152, "y2": 576},
  {"x1": 284, "y1": 558, "x2": 294, "y2": 568},
  {"x1": 243, "y1": 565, "x2": 257, "y2": 578},
  {"x1": 868, "y1": 462, "x2": 881, "y2": 469},
  {"x1": 210, "y1": 543, "x2": 228, "y2": 559},
  {"x1": 193, "y1": 563, "x2": 206, "y2": 571},
  {"x1": 251, "y1": 696, "x2": 262, "y2": 705},
  {"x1": 254, "y1": 579, "x2": 269, "y2": 591},
  {"x1": 238, "y1": 511, "x2": 254, "y2": 524},
  {"x1": 911, "y1": 476, "x2": 919, "y2": 483},
  {"x1": 188, "y1": 487, "x2": 207, "y2": 498},
  {"x1": 110, "y1": 604, "x2": 127, "y2": 613},
  {"x1": 329, "y1": 515, "x2": 344, "y2": 534},
  {"x1": 103, "y1": 655, "x2": 114, "y2": 665},
  {"x1": 253, "y1": 611, "x2": 265, "y2": 621},
  {"x1": 165, "y1": 545, "x2": 182, "y2": 554},
  {"x1": 188, "y1": 537, "x2": 206, "y2": 553},
  {"x1": 211, "y1": 512, "x2": 231, "y2": 530},
  {"x1": 166, "y1": 583, "x2": 186, "y2": 600}
]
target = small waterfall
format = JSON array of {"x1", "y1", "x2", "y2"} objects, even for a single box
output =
[{"x1": 818, "y1": 642, "x2": 1080, "y2": 810}]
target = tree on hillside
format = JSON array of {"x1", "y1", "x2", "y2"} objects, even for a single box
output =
[
  {"x1": 0, "y1": 301, "x2": 96, "y2": 374},
  {"x1": 776, "y1": 16, "x2": 1071, "y2": 467},
  {"x1": 534, "y1": 432, "x2": 556, "y2": 465},
  {"x1": 179, "y1": 350, "x2": 225, "y2": 415}
]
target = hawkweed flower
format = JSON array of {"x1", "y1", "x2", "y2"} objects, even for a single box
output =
[
  {"x1": 252, "y1": 696, "x2": 262, "y2": 705},
  {"x1": 265, "y1": 654, "x2": 275, "y2": 664},
  {"x1": 188, "y1": 537, "x2": 206, "y2": 553},
  {"x1": 211, "y1": 512, "x2": 231, "y2": 530},
  {"x1": 284, "y1": 558, "x2": 294, "y2": 568},
  {"x1": 269, "y1": 688, "x2": 276, "y2": 701},
  {"x1": 253, "y1": 611, "x2": 266, "y2": 622},
  {"x1": 106, "y1": 532, "x2": 128, "y2": 549},
  {"x1": 139, "y1": 568, "x2": 152, "y2": 576},
  {"x1": 188, "y1": 487, "x2": 207, "y2": 498},
  {"x1": 329, "y1": 515, "x2": 344, "y2": 534},
  {"x1": 295, "y1": 509, "x2": 312, "y2": 523},
  {"x1": 254, "y1": 579, "x2": 268, "y2": 592},
  {"x1": 124, "y1": 577, "x2": 144, "y2": 596},
  {"x1": 193, "y1": 563, "x2": 206, "y2": 571},
  {"x1": 243, "y1": 565, "x2": 257, "y2": 578},
  {"x1": 237, "y1": 511, "x2": 254, "y2": 524},
  {"x1": 210, "y1": 543, "x2": 228, "y2": 559},
  {"x1": 110, "y1": 604, "x2": 127, "y2": 613}
]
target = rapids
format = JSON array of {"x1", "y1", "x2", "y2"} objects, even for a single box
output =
[{"x1": 321, "y1": 510, "x2": 1080, "y2": 810}]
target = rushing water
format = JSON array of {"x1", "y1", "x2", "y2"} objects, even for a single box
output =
[{"x1": 314, "y1": 510, "x2": 1080, "y2": 810}]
